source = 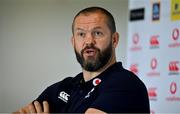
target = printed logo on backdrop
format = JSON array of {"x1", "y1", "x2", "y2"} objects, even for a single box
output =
[
  {"x1": 171, "y1": 0, "x2": 180, "y2": 21},
  {"x1": 130, "y1": 64, "x2": 139, "y2": 75},
  {"x1": 152, "y1": 2, "x2": 160, "y2": 21},
  {"x1": 148, "y1": 87, "x2": 158, "y2": 101},
  {"x1": 130, "y1": 33, "x2": 142, "y2": 51},
  {"x1": 150, "y1": 35, "x2": 160, "y2": 49},
  {"x1": 147, "y1": 58, "x2": 160, "y2": 76},
  {"x1": 168, "y1": 28, "x2": 180, "y2": 48},
  {"x1": 130, "y1": 8, "x2": 145, "y2": 21},
  {"x1": 168, "y1": 61, "x2": 179, "y2": 75},
  {"x1": 150, "y1": 110, "x2": 155, "y2": 114},
  {"x1": 166, "y1": 82, "x2": 180, "y2": 101}
]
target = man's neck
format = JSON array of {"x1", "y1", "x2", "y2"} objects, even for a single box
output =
[{"x1": 82, "y1": 57, "x2": 116, "y2": 82}]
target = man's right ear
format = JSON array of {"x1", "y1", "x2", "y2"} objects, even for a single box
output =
[{"x1": 71, "y1": 36, "x2": 75, "y2": 47}]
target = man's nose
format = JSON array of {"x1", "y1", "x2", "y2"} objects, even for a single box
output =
[{"x1": 84, "y1": 34, "x2": 95, "y2": 45}]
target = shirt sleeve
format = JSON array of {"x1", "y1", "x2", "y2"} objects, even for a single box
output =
[
  {"x1": 35, "y1": 77, "x2": 73, "y2": 112},
  {"x1": 35, "y1": 85, "x2": 57, "y2": 112}
]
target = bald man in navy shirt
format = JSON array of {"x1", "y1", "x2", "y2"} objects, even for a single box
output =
[{"x1": 14, "y1": 6, "x2": 150, "y2": 114}]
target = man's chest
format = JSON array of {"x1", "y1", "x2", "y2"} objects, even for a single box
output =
[
  {"x1": 66, "y1": 85, "x2": 99, "y2": 112},
  {"x1": 50, "y1": 78, "x2": 102, "y2": 112}
]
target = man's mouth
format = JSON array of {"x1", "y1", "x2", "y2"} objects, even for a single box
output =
[{"x1": 84, "y1": 48, "x2": 96, "y2": 56}]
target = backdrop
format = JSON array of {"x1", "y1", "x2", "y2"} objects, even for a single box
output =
[{"x1": 127, "y1": 0, "x2": 180, "y2": 113}]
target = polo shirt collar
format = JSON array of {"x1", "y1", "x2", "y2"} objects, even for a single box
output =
[{"x1": 73, "y1": 62, "x2": 123, "y2": 88}]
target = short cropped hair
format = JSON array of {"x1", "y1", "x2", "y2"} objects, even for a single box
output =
[{"x1": 72, "y1": 6, "x2": 116, "y2": 34}]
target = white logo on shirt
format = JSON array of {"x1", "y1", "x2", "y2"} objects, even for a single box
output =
[
  {"x1": 85, "y1": 88, "x2": 95, "y2": 98},
  {"x1": 93, "y1": 78, "x2": 101, "y2": 86},
  {"x1": 58, "y1": 91, "x2": 70, "y2": 103}
]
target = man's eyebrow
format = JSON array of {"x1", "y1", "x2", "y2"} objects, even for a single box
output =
[
  {"x1": 93, "y1": 26, "x2": 103, "y2": 30},
  {"x1": 74, "y1": 26, "x2": 103, "y2": 32},
  {"x1": 75, "y1": 28, "x2": 84, "y2": 31}
]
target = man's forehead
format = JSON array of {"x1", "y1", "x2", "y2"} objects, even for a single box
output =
[
  {"x1": 75, "y1": 12, "x2": 106, "y2": 24},
  {"x1": 74, "y1": 13, "x2": 107, "y2": 30}
]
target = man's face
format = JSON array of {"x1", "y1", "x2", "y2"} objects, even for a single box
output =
[{"x1": 72, "y1": 12, "x2": 114, "y2": 71}]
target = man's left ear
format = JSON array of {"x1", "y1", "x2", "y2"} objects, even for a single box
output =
[{"x1": 112, "y1": 32, "x2": 119, "y2": 48}]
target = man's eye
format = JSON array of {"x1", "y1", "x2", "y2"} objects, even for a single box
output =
[
  {"x1": 94, "y1": 31, "x2": 103, "y2": 36},
  {"x1": 78, "y1": 32, "x2": 85, "y2": 37}
]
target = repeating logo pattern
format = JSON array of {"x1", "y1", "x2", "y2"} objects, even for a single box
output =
[{"x1": 128, "y1": 0, "x2": 180, "y2": 113}]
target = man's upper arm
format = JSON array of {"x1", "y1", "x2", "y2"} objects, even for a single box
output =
[
  {"x1": 88, "y1": 85, "x2": 149, "y2": 113},
  {"x1": 85, "y1": 108, "x2": 106, "y2": 114}
]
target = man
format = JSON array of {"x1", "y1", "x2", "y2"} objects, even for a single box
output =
[{"x1": 14, "y1": 6, "x2": 150, "y2": 113}]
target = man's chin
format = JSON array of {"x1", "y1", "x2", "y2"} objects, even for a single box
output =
[
  {"x1": 83, "y1": 63, "x2": 97, "y2": 71},
  {"x1": 83, "y1": 56, "x2": 95, "y2": 61},
  {"x1": 84, "y1": 57, "x2": 98, "y2": 63}
]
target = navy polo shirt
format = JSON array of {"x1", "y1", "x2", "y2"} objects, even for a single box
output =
[{"x1": 36, "y1": 62, "x2": 150, "y2": 113}]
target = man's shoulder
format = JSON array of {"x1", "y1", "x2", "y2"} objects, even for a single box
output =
[
  {"x1": 109, "y1": 63, "x2": 141, "y2": 81},
  {"x1": 51, "y1": 77, "x2": 74, "y2": 86},
  {"x1": 106, "y1": 62, "x2": 137, "y2": 78},
  {"x1": 108, "y1": 64, "x2": 136, "y2": 80},
  {"x1": 104, "y1": 67, "x2": 147, "y2": 90},
  {"x1": 47, "y1": 73, "x2": 82, "y2": 90},
  {"x1": 42, "y1": 77, "x2": 73, "y2": 93}
]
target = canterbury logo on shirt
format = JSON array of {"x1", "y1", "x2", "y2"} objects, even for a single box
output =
[{"x1": 58, "y1": 91, "x2": 70, "y2": 103}]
